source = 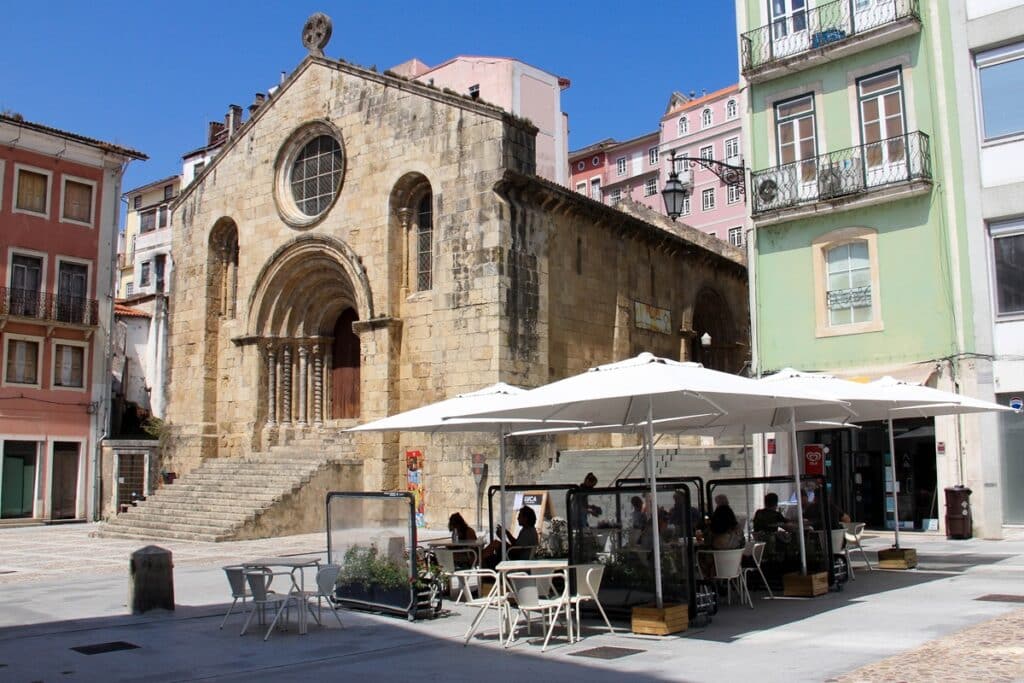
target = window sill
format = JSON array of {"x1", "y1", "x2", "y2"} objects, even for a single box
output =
[
  {"x1": 981, "y1": 132, "x2": 1024, "y2": 148},
  {"x1": 815, "y1": 319, "x2": 884, "y2": 338}
]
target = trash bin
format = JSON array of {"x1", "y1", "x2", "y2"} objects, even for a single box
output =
[
  {"x1": 129, "y1": 545, "x2": 175, "y2": 613},
  {"x1": 944, "y1": 486, "x2": 973, "y2": 540}
]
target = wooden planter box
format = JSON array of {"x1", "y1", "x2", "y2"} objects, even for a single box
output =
[
  {"x1": 877, "y1": 547, "x2": 917, "y2": 570},
  {"x1": 631, "y1": 603, "x2": 688, "y2": 636},
  {"x1": 783, "y1": 571, "x2": 829, "y2": 597}
]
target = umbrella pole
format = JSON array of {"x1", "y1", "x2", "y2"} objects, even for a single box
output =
[
  {"x1": 647, "y1": 400, "x2": 664, "y2": 609},
  {"x1": 790, "y1": 408, "x2": 808, "y2": 575},
  {"x1": 887, "y1": 417, "x2": 901, "y2": 550},
  {"x1": 499, "y1": 427, "x2": 508, "y2": 562}
]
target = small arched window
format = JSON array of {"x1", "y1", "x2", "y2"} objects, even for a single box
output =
[
  {"x1": 726, "y1": 99, "x2": 738, "y2": 119},
  {"x1": 678, "y1": 116, "x2": 689, "y2": 135},
  {"x1": 702, "y1": 108, "x2": 713, "y2": 128},
  {"x1": 415, "y1": 192, "x2": 433, "y2": 291}
]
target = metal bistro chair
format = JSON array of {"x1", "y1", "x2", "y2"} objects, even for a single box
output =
[
  {"x1": 741, "y1": 541, "x2": 773, "y2": 600},
  {"x1": 505, "y1": 570, "x2": 573, "y2": 652},
  {"x1": 461, "y1": 568, "x2": 508, "y2": 646},
  {"x1": 301, "y1": 564, "x2": 345, "y2": 630},
  {"x1": 433, "y1": 548, "x2": 479, "y2": 602},
  {"x1": 569, "y1": 564, "x2": 614, "y2": 642},
  {"x1": 241, "y1": 568, "x2": 300, "y2": 641},
  {"x1": 844, "y1": 522, "x2": 873, "y2": 575},
  {"x1": 699, "y1": 549, "x2": 751, "y2": 608},
  {"x1": 220, "y1": 565, "x2": 252, "y2": 629}
]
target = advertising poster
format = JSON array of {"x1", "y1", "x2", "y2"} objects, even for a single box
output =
[
  {"x1": 803, "y1": 443, "x2": 825, "y2": 476},
  {"x1": 406, "y1": 450, "x2": 425, "y2": 528}
]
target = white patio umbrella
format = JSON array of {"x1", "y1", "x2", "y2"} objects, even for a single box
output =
[
  {"x1": 862, "y1": 376, "x2": 1013, "y2": 549},
  {"x1": 448, "y1": 353, "x2": 847, "y2": 606},
  {"x1": 347, "y1": 383, "x2": 583, "y2": 560}
]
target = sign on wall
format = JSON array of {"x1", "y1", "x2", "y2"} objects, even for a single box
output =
[
  {"x1": 803, "y1": 444, "x2": 825, "y2": 476},
  {"x1": 406, "y1": 450, "x2": 425, "y2": 528},
  {"x1": 633, "y1": 301, "x2": 672, "y2": 335},
  {"x1": 511, "y1": 490, "x2": 552, "y2": 534}
]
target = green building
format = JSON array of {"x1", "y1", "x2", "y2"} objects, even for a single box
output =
[{"x1": 735, "y1": 0, "x2": 1008, "y2": 537}]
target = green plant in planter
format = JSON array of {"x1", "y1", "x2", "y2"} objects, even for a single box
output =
[{"x1": 338, "y1": 545, "x2": 409, "y2": 591}]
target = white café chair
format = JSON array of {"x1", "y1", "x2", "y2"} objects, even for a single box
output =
[
  {"x1": 830, "y1": 528, "x2": 853, "y2": 581},
  {"x1": 433, "y1": 548, "x2": 478, "y2": 602},
  {"x1": 220, "y1": 565, "x2": 252, "y2": 629},
  {"x1": 505, "y1": 570, "x2": 573, "y2": 652},
  {"x1": 699, "y1": 549, "x2": 751, "y2": 608},
  {"x1": 301, "y1": 564, "x2": 345, "y2": 630},
  {"x1": 569, "y1": 564, "x2": 614, "y2": 642},
  {"x1": 741, "y1": 541, "x2": 772, "y2": 599},
  {"x1": 843, "y1": 522, "x2": 873, "y2": 574},
  {"x1": 461, "y1": 568, "x2": 508, "y2": 646},
  {"x1": 241, "y1": 568, "x2": 300, "y2": 641}
]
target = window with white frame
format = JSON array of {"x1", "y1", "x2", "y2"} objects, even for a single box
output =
[
  {"x1": 133, "y1": 195, "x2": 141, "y2": 210},
  {"x1": 616, "y1": 156, "x2": 627, "y2": 176},
  {"x1": 649, "y1": 147, "x2": 659, "y2": 165},
  {"x1": 813, "y1": 227, "x2": 883, "y2": 336},
  {"x1": 61, "y1": 178, "x2": 94, "y2": 225},
  {"x1": 681, "y1": 195, "x2": 691, "y2": 215},
  {"x1": 140, "y1": 209, "x2": 156, "y2": 233},
  {"x1": 700, "y1": 145, "x2": 714, "y2": 161},
  {"x1": 576, "y1": 182, "x2": 587, "y2": 195},
  {"x1": 158, "y1": 205, "x2": 168, "y2": 229},
  {"x1": 126, "y1": 282, "x2": 134, "y2": 296},
  {"x1": 729, "y1": 227, "x2": 744, "y2": 247},
  {"x1": 701, "y1": 108, "x2": 713, "y2": 128},
  {"x1": 728, "y1": 184, "x2": 742, "y2": 204},
  {"x1": 725, "y1": 137, "x2": 740, "y2": 161},
  {"x1": 53, "y1": 342, "x2": 86, "y2": 389},
  {"x1": 15, "y1": 166, "x2": 49, "y2": 216},
  {"x1": 702, "y1": 188, "x2": 716, "y2": 211},
  {"x1": 991, "y1": 217, "x2": 1024, "y2": 315},
  {"x1": 164, "y1": 185, "x2": 174, "y2": 200},
  {"x1": 678, "y1": 116, "x2": 688, "y2": 135},
  {"x1": 4, "y1": 336, "x2": 41, "y2": 386},
  {"x1": 590, "y1": 178, "x2": 601, "y2": 200},
  {"x1": 644, "y1": 177, "x2": 657, "y2": 196},
  {"x1": 608, "y1": 188, "x2": 622, "y2": 203},
  {"x1": 140, "y1": 261, "x2": 151, "y2": 286},
  {"x1": 727, "y1": 99, "x2": 738, "y2": 120},
  {"x1": 976, "y1": 42, "x2": 1024, "y2": 141}
]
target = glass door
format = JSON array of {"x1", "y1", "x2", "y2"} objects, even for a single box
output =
[
  {"x1": 853, "y1": 0, "x2": 897, "y2": 33},
  {"x1": 57, "y1": 262, "x2": 88, "y2": 323},
  {"x1": 858, "y1": 69, "x2": 907, "y2": 187},
  {"x1": 2, "y1": 441, "x2": 37, "y2": 519},
  {"x1": 770, "y1": 0, "x2": 810, "y2": 60},
  {"x1": 10, "y1": 255, "x2": 42, "y2": 317},
  {"x1": 775, "y1": 95, "x2": 818, "y2": 203}
]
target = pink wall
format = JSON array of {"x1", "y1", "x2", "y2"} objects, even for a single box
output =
[{"x1": 659, "y1": 85, "x2": 746, "y2": 245}]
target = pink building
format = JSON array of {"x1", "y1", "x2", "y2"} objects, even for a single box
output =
[
  {"x1": 568, "y1": 131, "x2": 664, "y2": 212},
  {"x1": 659, "y1": 85, "x2": 746, "y2": 246},
  {"x1": 391, "y1": 56, "x2": 570, "y2": 185},
  {"x1": 0, "y1": 114, "x2": 144, "y2": 522}
]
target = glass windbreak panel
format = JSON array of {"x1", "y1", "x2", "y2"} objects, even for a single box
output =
[
  {"x1": 325, "y1": 493, "x2": 416, "y2": 617},
  {"x1": 568, "y1": 486, "x2": 695, "y2": 614},
  {"x1": 487, "y1": 485, "x2": 574, "y2": 560},
  {"x1": 977, "y1": 45, "x2": 1024, "y2": 140}
]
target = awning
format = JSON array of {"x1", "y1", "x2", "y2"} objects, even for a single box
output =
[{"x1": 829, "y1": 362, "x2": 937, "y2": 386}]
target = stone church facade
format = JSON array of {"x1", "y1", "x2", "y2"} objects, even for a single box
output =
[{"x1": 154, "y1": 42, "x2": 748, "y2": 536}]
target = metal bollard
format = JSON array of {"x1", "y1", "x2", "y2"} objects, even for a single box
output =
[{"x1": 129, "y1": 545, "x2": 175, "y2": 613}]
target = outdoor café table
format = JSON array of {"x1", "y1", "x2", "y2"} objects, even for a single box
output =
[{"x1": 242, "y1": 556, "x2": 321, "y2": 635}]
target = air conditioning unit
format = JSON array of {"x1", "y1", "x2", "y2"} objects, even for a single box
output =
[
  {"x1": 754, "y1": 165, "x2": 796, "y2": 212},
  {"x1": 817, "y1": 158, "x2": 864, "y2": 200}
]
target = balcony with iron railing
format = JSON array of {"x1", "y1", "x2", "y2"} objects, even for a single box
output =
[
  {"x1": 741, "y1": 0, "x2": 921, "y2": 82},
  {"x1": 0, "y1": 287, "x2": 100, "y2": 326},
  {"x1": 750, "y1": 131, "x2": 931, "y2": 221}
]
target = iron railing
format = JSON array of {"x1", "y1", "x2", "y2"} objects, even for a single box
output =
[
  {"x1": 750, "y1": 131, "x2": 931, "y2": 215},
  {"x1": 741, "y1": 0, "x2": 921, "y2": 73},
  {"x1": 0, "y1": 287, "x2": 99, "y2": 325}
]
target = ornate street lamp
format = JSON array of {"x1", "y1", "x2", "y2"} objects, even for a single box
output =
[{"x1": 661, "y1": 150, "x2": 747, "y2": 221}]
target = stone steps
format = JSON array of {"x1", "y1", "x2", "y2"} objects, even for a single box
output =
[{"x1": 96, "y1": 445, "x2": 356, "y2": 542}]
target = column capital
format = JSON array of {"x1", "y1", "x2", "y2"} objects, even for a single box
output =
[{"x1": 297, "y1": 344, "x2": 309, "y2": 358}]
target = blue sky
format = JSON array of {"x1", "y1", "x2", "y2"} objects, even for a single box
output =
[{"x1": 0, "y1": 1, "x2": 739, "y2": 196}]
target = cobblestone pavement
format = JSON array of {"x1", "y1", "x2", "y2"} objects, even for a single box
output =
[{"x1": 834, "y1": 606, "x2": 1024, "y2": 682}]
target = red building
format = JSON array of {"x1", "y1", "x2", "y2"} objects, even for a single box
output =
[{"x1": 0, "y1": 114, "x2": 145, "y2": 522}]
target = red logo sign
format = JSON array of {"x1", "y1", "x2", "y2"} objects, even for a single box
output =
[{"x1": 804, "y1": 444, "x2": 825, "y2": 476}]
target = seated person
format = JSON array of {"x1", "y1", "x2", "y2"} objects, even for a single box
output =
[
  {"x1": 448, "y1": 512, "x2": 477, "y2": 542},
  {"x1": 802, "y1": 488, "x2": 851, "y2": 529},
  {"x1": 480, "y1": 506, "x2": 538, "y2": 569},
  {"x1": 629, "y1": 496, "x2": 647, "y2": 530},
  {"x1": 706, "y1": 504, "x2": 745, "y2": 550},
  {"x1": 752, "y1": 492, "x2": 789, "y2": 535},
  {"x1": 668, "y1": 490, "x2": 704, "y2": 535}
]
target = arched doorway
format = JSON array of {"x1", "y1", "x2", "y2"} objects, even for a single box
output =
[
  {"x1": 690, "y1": 287, "x2": 739, "y2": 373},
  {"x1": 331, "y1": 308, "x2": 360, "y2": 419}
]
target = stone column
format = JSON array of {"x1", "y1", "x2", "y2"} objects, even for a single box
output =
[
  {"x1": 312, "y1": 344, "x2": 324, "y2": 426},
  {"x1": 227, "y1": 259, "x2": 238, "y2": 318},
  {"x1": 265, "y1": 342, "x2": 277, "y2": 425},
  {"x1": 281, "y1": 344, "x2": 292, "y2": 426},
  {"x1": 297, "y1": 344, "x2": 309, "y2": 426}
]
